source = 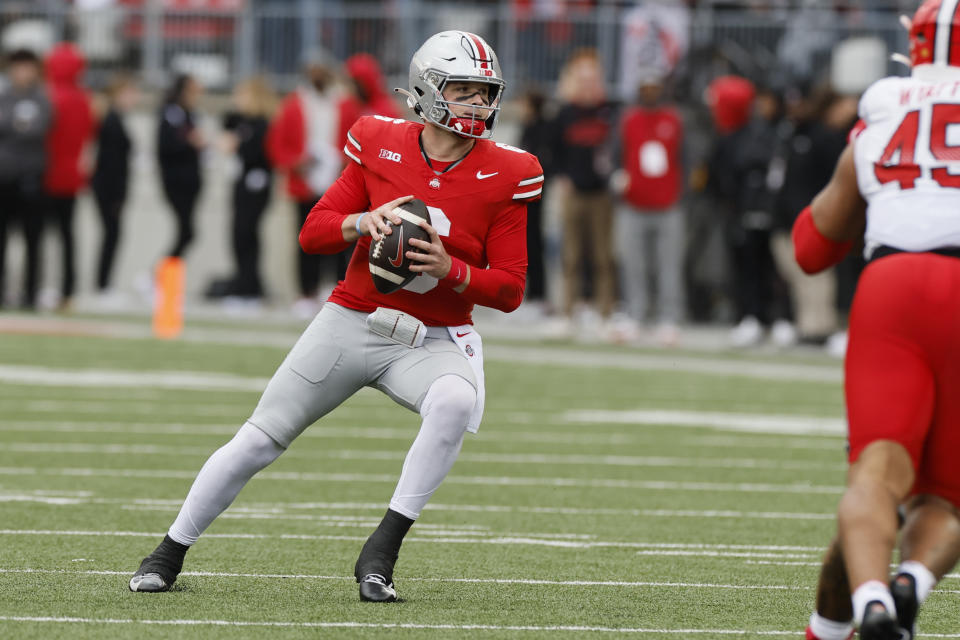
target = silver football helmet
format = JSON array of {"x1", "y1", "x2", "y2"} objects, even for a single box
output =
[{"x1": 399, "y1": 30, "x2": 505, "y2": 139}]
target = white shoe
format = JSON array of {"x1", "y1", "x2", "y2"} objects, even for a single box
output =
[
  {"x1": 770, "y1": 320, "x2": 798, "y2": 348},
  {"x1": 826, "y1": 330, "x2": 848, "y2": 358},
  {"x1": 730, "y1": 316, "x2": 763, "y2": 348},
  {"x1": 654, "y1": 322, "x2": 680, "y2": 347}
]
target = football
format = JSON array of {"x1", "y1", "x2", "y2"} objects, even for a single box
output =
[{"x1": 368, "y1": 198, "x2": 432, "y2": 294}]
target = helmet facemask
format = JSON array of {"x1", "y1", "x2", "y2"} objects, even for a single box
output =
[{"x1": 419, "y1": 73, "x2": 503, "y2": 138}]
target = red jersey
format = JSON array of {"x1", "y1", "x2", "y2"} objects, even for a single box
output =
[
  {"x1": 621, "y1": 106, "x2": 683, "y2": 210},
  {"x1": 300, "y1": 115, "x2": 543, "y2": 326}
]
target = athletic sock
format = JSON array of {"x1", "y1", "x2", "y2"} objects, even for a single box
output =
[
  {"x1": 807, "y1": 612, "x2": 854, "y2": 640},
  {"x1": 852, "y1": 580, "x2": 896, "y2": 626},
  {"x1": 355, "y1": 509, "x2": 414, "y2": 581},
  {"x1": 897, "y1": 560, "x2": 936, "y2": 604}
]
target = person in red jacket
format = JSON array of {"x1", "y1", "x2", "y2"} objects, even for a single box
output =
[
  {"x1": 614, "y1": 71, "x2": 685, "y2": 345},
  {"x1": 266, "y1": 62, "x2": 359, "y2": 316},
  {"x1": 344, "y1": 53, "x2": 400, "y2": 119},
  {"x1": 43, "y1": 42, "x2": 95, "y2": 310}
]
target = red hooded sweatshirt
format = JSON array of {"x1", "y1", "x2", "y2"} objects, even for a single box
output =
[
  {"x1": 705, "y1": 76, "x2": 755, "y2": 134},
  {"x1": 44, "y1": 43, "x2": 96, "y2": 196},
  {"x1": 345, "y1": 53, "x2": 400, "y2": 119}
]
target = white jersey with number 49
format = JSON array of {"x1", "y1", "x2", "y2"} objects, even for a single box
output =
[{"x1": 855, "y1": 72, "x2": 960, "y2": 253}]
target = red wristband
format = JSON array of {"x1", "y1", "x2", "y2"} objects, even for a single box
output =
[
  {"x1": 441, "y1": 256, "x2": 469, "y2": 288},
  {"x1": 792, "y1": 205, "x2": 853, "y2": 274}
]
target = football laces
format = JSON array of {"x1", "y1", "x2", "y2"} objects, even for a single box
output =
[{"x1": 370, "y1": 222, "x2": 392, "y2": 260}]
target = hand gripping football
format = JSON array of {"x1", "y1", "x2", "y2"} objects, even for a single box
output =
[{"x1": 368, "y1": 198, "x2": 432, "y2": 294}]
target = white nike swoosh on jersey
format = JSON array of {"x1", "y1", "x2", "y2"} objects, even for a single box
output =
[{"x1": 476, "y1": 170, "x2": 499, "y2": 180}]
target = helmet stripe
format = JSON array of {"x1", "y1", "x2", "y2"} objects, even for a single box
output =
[
  {"x1": 935, "y1": 0, "x2": 960, "y2": 64},
  {"x1": 467, "y1": 33, "x2": 490, "y2": 69}
]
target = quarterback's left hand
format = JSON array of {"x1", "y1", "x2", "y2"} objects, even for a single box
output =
[{"x1": 406, "y1": 220, "x2": 451, "y2": 279}]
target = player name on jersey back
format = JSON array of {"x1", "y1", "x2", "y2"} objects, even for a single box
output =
[{"x1": 855, "y1": 75, "x2": 960, "y2": 253}]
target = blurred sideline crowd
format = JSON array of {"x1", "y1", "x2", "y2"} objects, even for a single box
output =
[{"x1": 0, "y1": 35, "x2": 866, "y2": 353}]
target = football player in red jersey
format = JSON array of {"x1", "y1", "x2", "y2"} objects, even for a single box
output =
[
  {"x1": 794, "y1": 1, "x2": 960, "y2": 637},
  {"x1": 128, "y1": 31, "x2": 542, "y2": 604}
]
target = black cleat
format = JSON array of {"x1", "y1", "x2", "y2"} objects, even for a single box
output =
[
  {"x1": 358, "y1": 573, "x2": 398, "y2": 602},
  {"x1": 890, "y1": 573, "x2": 918, "y2": 639},
  {"x1": 859, "y1": 601, "x2": 908, "y2": 640},
  {"x1": 354, "y1": 536, "x2": 399, "y2": 603},
  {"x1": 128, "y1": 535, "x2": 189, "y2": 592}
]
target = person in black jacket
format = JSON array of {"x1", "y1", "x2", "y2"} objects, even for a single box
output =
[
  {"x1": 92, "y1": 73, "x2": 138, "y2": 295},
  {"x1": 0, "y1": 49, "x2": 52, "y2": 310},
  {"x1": 518, "y1": 91, "x2": 552, "y2": 307},
  {"x1": 206, "y1": 76, "x2": 274, "y2": 301},
  {"x1": 157, "y1": 74, "x2": 204, "y2": 258}
]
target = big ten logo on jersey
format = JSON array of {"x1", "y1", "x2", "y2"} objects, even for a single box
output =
[
  {"x1": 404, "y1": 206, "x2": 451, "y2": 294},
  {"x1": 373, "y1": 115, "x2": 406, "y2": 125},
  {"x1": 379, "y1": 149, "x2": 402, "y2": 162}
]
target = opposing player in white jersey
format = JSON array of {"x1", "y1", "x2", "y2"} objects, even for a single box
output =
[
  {"x1": 795, "y1": 1, "x2": 960, "y2": 638},
  {"x1": 127, "y1": 31, "x2": 542, "y2": 603}
]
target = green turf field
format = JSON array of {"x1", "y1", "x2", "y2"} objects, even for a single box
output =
[{"x1": 0, "y1": 315, "x2": 957, "y2": 639}]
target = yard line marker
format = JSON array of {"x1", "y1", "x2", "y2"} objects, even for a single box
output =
[
  {"x1": 0, "y1": 493, "x2": 836, "y2": 521},
  {"x1": 0, "y1": 529, "x2": 826, "y2": 553},
  {"x1": 0, "y1": 466, "x2": 845, "y2": 494},
  {"x1": 0, "y1": 365, "x2": 269, "y2": 391},
  {"x1": 0, "y1": 616, "x2": 822, "y2": 634},
  {"x1": 0, "y1": 568, "x2": 812, "y2": 590},
  {"x1": 0, "y1": 442, "x2": 844, "y2": 471},
  {"x1": 0, "y1": 419, "x2": 848, "y2": 449},
  {"x1": 565, "y1": 409, "x2": 845, "y2": 436},
  {"x1": 10, "y1": 567, "x2": 960, "y2": 596}
]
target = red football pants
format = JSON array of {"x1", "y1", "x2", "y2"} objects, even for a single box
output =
[{"x1": 846, "y1": 252, "x2": 960, "y2": 508}]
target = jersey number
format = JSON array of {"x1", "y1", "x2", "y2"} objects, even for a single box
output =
[
  {"x1": 876, "y1": 105, "x2": 960, "y2": 189},
  {"x1": 402, "y1": 206, "x2": 451, "y2": 294}
]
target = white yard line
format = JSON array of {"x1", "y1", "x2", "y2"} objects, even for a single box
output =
[
  {"x1": 0, "y1": 529, "x2": 826, "y2": 552},
  {"x1": 565, "y1": 409, "x2": 846, "y2": 436},
  {"x1": 0, "y1": 466, "x2": 845, "y2": 494},
  {"x1": 0, "y1": 493, "x2": 836, "y2": 521},
  {"x1": 0, "y1": 365, "x2": 269, "y2": 391},
  {"x1": 0, "y1": 568, "x2": 811, "y2": 590},
  {"x1": 0, "y1": 615, "x2": 818, "y2": 635},
  {"x1": 0, "y1": 419, "x2": 848, "y2": 449},
  {"x1": 0, "y1": 442, "x2": 844, "y2": 471}
]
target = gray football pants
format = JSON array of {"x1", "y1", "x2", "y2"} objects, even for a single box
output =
[{"x1": 248, "y1": 303, "x2": 477, "y2": 448}]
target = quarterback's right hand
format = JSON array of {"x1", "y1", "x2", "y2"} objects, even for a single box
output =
[{"x1": 359, "y1": 195, "x2": 414, "y2": 242}]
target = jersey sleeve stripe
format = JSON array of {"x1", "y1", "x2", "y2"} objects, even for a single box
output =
[
  {"x1": 513, "y1": 187, "x2": 543, "y2": 200},
  {"x1": 347, "y1": 132, "x2": 361, "y2": 151},
  {"x1": 343, "y1": 146, "x2": 362, "y2": 165},
  {"x1": 517, "y1": 174, "x2": 544, "y2": 187}
]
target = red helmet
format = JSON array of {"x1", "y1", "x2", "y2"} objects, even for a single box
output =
[{"x1": 910, "y1": 0, "x2": 960, "y2": 67}]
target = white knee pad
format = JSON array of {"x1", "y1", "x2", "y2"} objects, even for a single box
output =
[{"x1": 420, "y1": 374, "x2": 477, "y2": 432}]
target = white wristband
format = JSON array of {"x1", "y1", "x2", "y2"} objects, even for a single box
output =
[{"x1": 355, "y1": 212, "x2": 369, "y2": 235}]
